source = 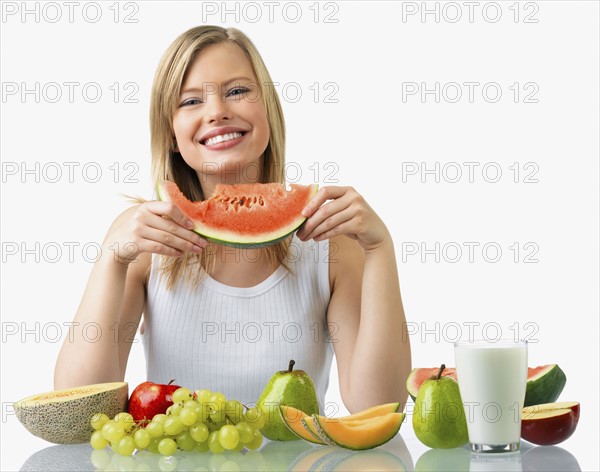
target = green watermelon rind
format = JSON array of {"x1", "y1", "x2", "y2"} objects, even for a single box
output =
[
  {"x1": 156, "y1": 181, "x2": 318, "y2": 248},
  {"x1": 524, "y1": 364, "x2": 567, "y2": 407}
]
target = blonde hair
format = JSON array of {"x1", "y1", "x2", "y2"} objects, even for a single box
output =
[{"x1": 149, "y1": 26, "x2": 289, "y2": 288}]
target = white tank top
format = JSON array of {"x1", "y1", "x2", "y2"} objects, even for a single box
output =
[{"x1": 142, "y1": 236, "x2": 334, "y2": 411}]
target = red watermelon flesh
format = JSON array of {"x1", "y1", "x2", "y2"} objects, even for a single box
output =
[
  {"x1": 407, "y1": 364, "x2": 566, "y2": 405},
  {"x1": 157, "y1": 181, "x2": 318, "y2": 248},
  {"x1": 406, "y1": 368, "x2": 457, "y2": 400}
]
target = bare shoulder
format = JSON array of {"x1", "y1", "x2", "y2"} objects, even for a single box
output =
[
  {"x1": 328, "y1": 235, "x2": 365, "y2": 291},
  {"x1": 128, "y1": 251, "x2": 152, "y2": 288}
]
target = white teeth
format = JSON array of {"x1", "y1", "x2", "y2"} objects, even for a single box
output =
[{"x1": 204, "y1": 132, "x2": 243, "y2": 146}]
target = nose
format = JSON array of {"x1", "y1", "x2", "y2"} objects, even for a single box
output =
[{"x1": 204, "y1": 92, "x2": 231, "y2": 123}]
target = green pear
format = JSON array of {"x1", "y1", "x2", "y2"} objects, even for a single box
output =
[
  {"x1": 257, "y1": 360, "x2": 319, "y2": 441},
  {"x1": 413, "y1": 364, "x2": 469, "y2": 449}
]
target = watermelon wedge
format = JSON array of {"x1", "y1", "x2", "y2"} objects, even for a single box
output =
[
  {"x1": 524, "y1": 364, "x2": 567, "y2": 407},
  {"x1": 406, "y1": 368, "x2": 457, "y2": 401},
  {"x1": 157, "y1": 181, "x2": 318, "y2": 248},
  {"x1": 407, "y1": 364, "x2": 566, "y2": 406}
]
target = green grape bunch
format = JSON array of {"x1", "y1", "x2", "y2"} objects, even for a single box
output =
[{"x1": 89, "y1": 388, "x2": 264, "y2": 457}]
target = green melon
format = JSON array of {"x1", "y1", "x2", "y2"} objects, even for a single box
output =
[
  {"x1": 157, "y1": 180, "x2": 318, "y2": 248},
  {"x1": 406, "y1": 365, "x2": 566, "y2": 406},
  {"x1": 14, "y1": 382, "x2": 128, "y2": 444}
]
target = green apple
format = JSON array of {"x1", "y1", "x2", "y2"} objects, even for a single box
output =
[
  {"x1": 413, "y1": 364, "x2": 469, "y2": 449},
  {"x1": 257, "y1": 360, "x2": 319, "y2": 441}
]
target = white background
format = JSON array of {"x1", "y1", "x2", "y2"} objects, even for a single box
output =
[{"x1": 1, "y1": 1, "x2": 598, "y2": 471}]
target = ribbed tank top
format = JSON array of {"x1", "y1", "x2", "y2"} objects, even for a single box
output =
[{"x1": 142, "y1": 236, "x2": 334, "y2": 411}]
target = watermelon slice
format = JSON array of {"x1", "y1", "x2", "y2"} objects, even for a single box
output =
[
  {"x1": 524, "y1": 364, "x2": 567, "y2": 407},
  {"x1": 406, "y1": 368, "x2": 457, "y2": 401},
  {"x1": 407, "y1": 364, "x2": 566, "y2": 407},
  {"x1": 157, "y1": 181, "x2": 318, "y2": 248}
]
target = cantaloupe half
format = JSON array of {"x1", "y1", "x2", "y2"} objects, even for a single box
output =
[
  {"x1": 14, "y1": 382, "x2": 128, "y2": 444},
  {"x1": 312, "y1": 412, "x2": 406, "y2": 450},
  {"x1": 279, "y1": 405, "x2": 326, "y2": 444}
]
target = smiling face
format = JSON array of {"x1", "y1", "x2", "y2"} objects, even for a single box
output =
[{"x1": 172, "y1": 42, "x2": 270, "y2": 188}]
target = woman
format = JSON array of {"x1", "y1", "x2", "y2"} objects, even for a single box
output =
[{"x1": 54, "y1": 25, "x2": 411, "y2": 414}]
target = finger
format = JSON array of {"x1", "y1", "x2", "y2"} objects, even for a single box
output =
[
  {"x1": 298, "y1": 198, "x2": 352, "y2": 240},
  {"x1": 313, "y1": 219, "x2": 358, "y2": 242},
  {"x1": 140, "y1": 227, "x2": 205, "y2": 255},
  {"x1": 145, "y1": 200, "x2": 195, "y2": 230},
  {"x1": 301, "y1": 186, "x2": 349, "y2": 218},
  {"x1": 305, "y1": 207, "x2": 355, "y2": 241},
  {"x1": 145, "y1": 209, "x2": 208, "y2": 247},
  {"x1": 138, "y1": 238, "x2": 184, "y2": 258}
]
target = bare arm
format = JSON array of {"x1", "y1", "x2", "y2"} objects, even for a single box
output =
[
  {"x1": 297, "y1": 186, "x2": 411, "y2": 413},
  {"x1": 327, "y1": 235, "x2": 411, "y2": 413},
  {"x1": 54, "y1": 202, "x2": 207, "y2": 389},
  {"x1": 54, "y1": 214, "x2": 148, "y2": 388}
]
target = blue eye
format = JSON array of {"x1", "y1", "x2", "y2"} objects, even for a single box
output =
[
  {"x1": 180, "y1": 98, "x2": 202, "y2": 107},
  {"x1": 228, "y1": 87, "x2": 249, "y2": 97}
]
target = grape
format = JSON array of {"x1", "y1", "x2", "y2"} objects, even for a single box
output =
[
  {"x1": 146, "y1": 421, "x2": 164, "y2": 438},
  {"x1": 104, "y1": 422, "x2": 126, "y2": 443},
  {"x1": 147, "y1": 438, "x2": 161, "y2": 454},
  {"x1": 210, "y1": 392, "x2": 227, "y2": 409},
  {"x1": 114, "y1": 412, "x2": 135, "y2": 432},
  {"x1": 163, "y1": 416, "x2": 185, "y2": 435},
  {"x1": 116, "y1": 435, "x2": 136, "y2": 456},
  {"x1": 152, "y1": 413, "x2": 168, "y2": 424},
  {"x1": 235, "y1": 422, "x2": 254, "y2": 444},
  {"x1": 183, "y1": 400, "x2": 197, "y2": 409},
  {"x1": 172, "y1": 387, "x2": 192, "y2": 403},
  {"x1": 180, "y1": 406, "x2": 198, "y2": 426},
  {"x1": 218, "y1": 425, "x2": 240, "y2": 450},
  {"x1": 90, "y1": 413, "x2": 110, "y2": 431},
  {"x1": 224, "y1": 400, "x2": 243, "y2": 423},
  {"x1": 134, "y1": 428, "x2": 151, "y2": 449},
  {"x1": 166, "y1": 403, "x2": 182, "y2": 416},
  {"x1": 176, "y1": 430, "x2": 196, "y2": 451},
  {"x1": 157, "y1": 437, "x2": 177, "y2": 456},
  {"x1": 195, "y1": 440, "x2": 209, "y2": 452},
  {"x1": 194, "y1": 389, "x2": 212, "y2": 404},
  {"x1": 232, "y1": 441, "x2": 245, "y2": 452},
  {"x1": 208, "y1": 431, "x2": 224, "y2": 454},
  {"x1": 246, "y1": 430, "x2": 263, "y2": 450},
  {"x1": 244, "y1": 407, "x2": 265, "y2": 430},
  {"x1": 90, "y1": 430, "x2": 109, "y2": 450},
  {"x1": 209, "y1": 407, "x2": 226, "y2": 423},
  {"x1": 189, "y1": 422, "x2": 209, "y2": 443}
]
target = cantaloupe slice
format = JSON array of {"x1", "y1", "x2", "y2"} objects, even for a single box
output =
[
  {"x1": 14, "y1": 382, "x2": 128, "y2": 444},
  {"x1": 311, "y1": 412, "x2": 406, "y2": 450},
  {"x1": 279, "y1": 405, "x2": 326, "y2": 445},
  {"x1": 321, "y1": 402, "x2": 401, "y2": 424}
]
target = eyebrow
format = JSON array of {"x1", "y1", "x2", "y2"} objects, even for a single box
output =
[{"x1": 180, "y1": 76, "x2": 254, "y2": 95}]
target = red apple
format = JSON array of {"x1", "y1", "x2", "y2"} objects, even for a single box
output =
[
  {"x1": 521, "y1": 401, "x2": 580, "y2": 446},
  {"x1": 127, "y1": 380, "x2": 181, "y2": 424}
]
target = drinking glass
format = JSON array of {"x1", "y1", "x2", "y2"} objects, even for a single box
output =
[{"x1": 454, "y1": 340, "x2": 528, "y2": 453}]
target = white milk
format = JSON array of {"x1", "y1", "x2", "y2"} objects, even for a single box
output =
[{"x1": 454, "y1": 341, "x2": 528, "y2": 449}]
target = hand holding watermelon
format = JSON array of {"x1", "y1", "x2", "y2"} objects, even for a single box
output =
[
  {"x1": 297, "y1": 186, "x2": 390, "y2": 251},
  {"x1": 104, "y1": 201, "x2": 208, "y2": 264}
]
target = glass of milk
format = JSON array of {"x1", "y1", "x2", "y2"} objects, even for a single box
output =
[{"x1": 454, "y1": 340, "x2": 528, "y2": 453}]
